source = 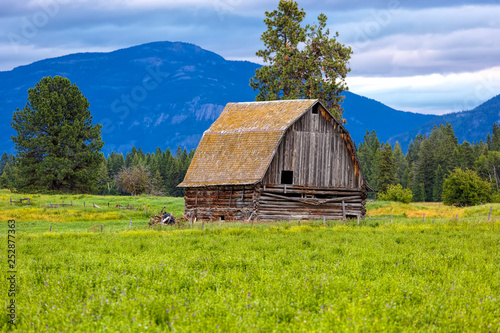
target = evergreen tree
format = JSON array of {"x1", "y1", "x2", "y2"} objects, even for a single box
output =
[
  {"x1": 357, "y1": 130, "x2": 380, "y2": 188},
  {"x1": 124, "y1": 151, "x2": 134, "y2": 168},
  {"x1": 107, "y1": 152, "x2": 125, "y2": 179},
  {"x1": 250, "y1": 0, "x2": 352, "y2": 119},
  {"x1": 11, "y1": 76, "x2": 103, "y2": 193},
  {"x1": 406, "y1": 134, "x2": 424, "y2": 166},
  {"x1": 0, "y1": 162, "x2": 17, "y2": 190},
  {"x1": 0, "y1": 152, "x2": 8, "y2": 175},
  {"x1": 412, "y1": 182, "x2": 425, "y2": 202},
  {"x1": 393, "y1": 142, "x2": 408, "y2": 187},
  {"x1": 414, "y1": 139, "x2": 434, "y2": 201},
  {"x1": 375, "y1": 143, "x2": 398, "y2": 193},
  {"x1": 95, "y1": 160, "x2": 111, "y2": 194},
  {"x1": 453, "y1": 141, "x2": 475, "y2": 170},
  {"x1": 432, "y1": 165, "x2": 445, "y2": 201},
  {"x1": 490, "y1": 123, "x2": 500, "y2": 151}
]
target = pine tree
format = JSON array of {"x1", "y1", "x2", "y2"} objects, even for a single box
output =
[
  {"x1": 95, "y1": 160, "x2": 111, "y2": 194},
  {"x1": 357, "y1": 130, "x2": 380, "y2": 188},
  {"x1": 393, "y1": 142, "x2": 408, "y2": 187},
  {"x1": 0, "y1": 162, "x2": 16, "y2": 190},
  {"x1": 0, "y1": 152, "x2": 8, "y2": 175},
  {"x1": 250, "y1": 0, "x2": 352, "y2": 119},
  {"x1": 11, "y1": 76, "x2": 103, "y2": 193},
  {"x1": 490, "y1": 124, "x2": 500, "y2": 151},
  {"x1": 414, "y1": 139, "x2": 434, "y2": 201},
  {"x1": 375, "y1": 143, "x2": 398, "y2": 193},
  {"x1": 406, "y1": 134, "x2": 424, "y2": 166},
  {"x1": 432, "y1": 165, "x2": 445, "y2": 201},
  {"x1": 107, "y1": 152, "x2": 124, "y2": 179}
]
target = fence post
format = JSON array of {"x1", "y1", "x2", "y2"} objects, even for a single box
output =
[
  {"x1": 357, "y1": 215, "x2": 360, "y2": 226},
  {"x1": 488, "y1": 206, "x2": 492, "y2": 221},
  {"x1": 391, "y1": 215, "x2": 393, "y2": 223},
  {"x1": 219, "y1": 216, "x2": 222, "y2": 227},
  {"x1": 323, "y1": 216, "x2": 326, "y2": 227},
  {"x1": 202, "y1": 221, "x2": 205, "y2": 230},
  {"x1": 342, "y1": 201, "x2": 346, "y2": 224},
  {"x1": 50, "y1": 225, "x2": 52, "y2": 232},
  {"x1": 423, "y1": 213, "x2": 425, "y2": 223},
  {"x1": 129, "y1": 218, "x2": 132, "y2": 229},
  {"x1": 84, "y1": 201, "x2": 85, "y2": 207}
]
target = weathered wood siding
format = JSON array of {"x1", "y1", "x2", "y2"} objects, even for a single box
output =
[
  {"x1": 263, "y1": 106, "x2": 361, "y2": 188},
  {"x1": 184, "y1": 185, "x2": 257, "y2": 221},
  {"x1": 258, "y1": 184, "x2": 366, "y2": 221}
]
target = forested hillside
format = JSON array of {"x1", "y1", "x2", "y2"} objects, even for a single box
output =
[{"x1": 359, "y1": 122, "x2": 500, "y2": 203}]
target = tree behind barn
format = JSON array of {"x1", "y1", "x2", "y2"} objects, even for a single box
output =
[
  {"x1": 250, "y1": 0, "x2": 352, "y2": 120},
  {"x1": 11, "y1": 76, "x2": 103, "y2": 193}
]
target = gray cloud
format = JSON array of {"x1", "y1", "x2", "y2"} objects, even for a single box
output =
[{"x1": 1, "y1": 0, "x2": 499, "y2": 113}]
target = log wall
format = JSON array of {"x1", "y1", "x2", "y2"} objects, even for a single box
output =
[
  {"x1": 184, "y1": 185, "x2": 256, "y2": 221},
  {"x1": 258, "y1": 184, "x2": 367, "y2": 221}
]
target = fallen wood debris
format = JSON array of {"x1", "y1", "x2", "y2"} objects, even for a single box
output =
[{"x1": 148, "y1": 206, "x2": 178, "y2": 227}]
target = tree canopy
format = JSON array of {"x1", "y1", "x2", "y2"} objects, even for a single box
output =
[
  {"x1": 250, "y1": 0, "x2": 352, "y2": 120},
  {"x1": 11, "y1": 76, "x2": 104, "y2": 193}
]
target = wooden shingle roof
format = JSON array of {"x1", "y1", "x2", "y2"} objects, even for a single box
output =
[{"x1": 178, "y1": 100, "x2": 318, "y2": 187}]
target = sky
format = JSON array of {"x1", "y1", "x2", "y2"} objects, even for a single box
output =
[{"x1": 1, "y1": 0, "x2": 499, "y2": 115}]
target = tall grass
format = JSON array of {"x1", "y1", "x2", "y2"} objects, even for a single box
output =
[{"x1": 1, "y1": 222, "x2": 499, "y2": 332}]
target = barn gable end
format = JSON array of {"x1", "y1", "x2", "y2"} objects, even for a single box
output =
[{"x1": 179, "y1": 100, "x2": 367, "y2": 221}]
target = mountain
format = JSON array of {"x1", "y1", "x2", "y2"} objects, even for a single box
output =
[
  {"x1": 0, "y1": 41, "x2": 493, "y2": 155},
  {"x1": 341, "y1": 91, "x2": 436, "y2": 148},
  {"x1": 0, "y1": 41, "x2": 260, "y2": 154},
  {"x1": 388, "y1": 94, "x2": 500, "y2": 147}
]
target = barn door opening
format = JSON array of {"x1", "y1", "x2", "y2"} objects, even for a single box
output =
[{"x1": 281, "y1": 170, "x2": 293, "y2": 185}]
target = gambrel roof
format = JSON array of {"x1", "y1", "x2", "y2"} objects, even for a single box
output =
[{"x1": 179, "y1": 99, "x2": 363, "y2": 188}]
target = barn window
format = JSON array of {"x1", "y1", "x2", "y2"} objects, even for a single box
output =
[
  {"x1": 281, "y1": 170, "x2": 294, "y2": 184},
  {"x1": 312, "y1": 104, "x2": 319, "y2": 114}
]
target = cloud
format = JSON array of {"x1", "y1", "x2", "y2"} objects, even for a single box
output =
[
  {"x1": 347, "y1": 66, "x2": 500, "y2": 114},
  {"x1": 1, "y1": 0, "x2": 499, "y2": 115}
]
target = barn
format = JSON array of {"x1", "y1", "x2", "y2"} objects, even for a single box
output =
[{"x1": 178, "y1": 99, "x2": 370, "y2": 221}]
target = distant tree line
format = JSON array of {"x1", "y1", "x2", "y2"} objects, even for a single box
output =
[
  {"x1": 0, "y1": 147, "x2": 194, "y2": 196},
  {"x1": 358, "y1": 123, "x2": 500, "y2": 205}
]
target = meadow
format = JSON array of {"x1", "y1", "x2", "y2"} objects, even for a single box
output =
[{"x1": 1, "y1": 190, "x2": 500, "y2": 332}]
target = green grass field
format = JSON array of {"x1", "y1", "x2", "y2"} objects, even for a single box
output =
[{"x1": 1, "y1": 190, "x2": 500, "y2": 331}]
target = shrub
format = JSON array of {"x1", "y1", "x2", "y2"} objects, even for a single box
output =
[
  {"x1": 377, "y1": 184, "x2": 413, "y2": 204},
  {"x1": 442, "y1": 168, "x2": 491, "y2": 207}
]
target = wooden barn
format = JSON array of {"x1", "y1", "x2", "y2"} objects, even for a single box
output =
[{"x1": 178, "y1": 99, "x2": 370, "y2": 221}]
